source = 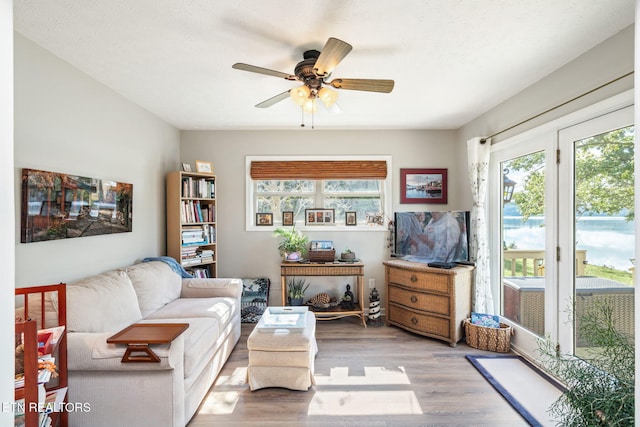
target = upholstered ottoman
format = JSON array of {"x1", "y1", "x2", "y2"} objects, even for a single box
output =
[{"x1": 247, "y1": 310, "x2": 318, "y2": 391}]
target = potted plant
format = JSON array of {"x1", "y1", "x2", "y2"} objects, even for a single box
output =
[
  {"x1": 537, "y1": 300, "x2": 634, "y2": 426},
  {"x1": 273, "y1": 226, "x2": 309, "y2": 261},
  {"x1": 341, "y1": 248, "x2": 356, "y2": 261},
  {"x1": 287, "y1": 278, "x2": 309, "y2": 306}
]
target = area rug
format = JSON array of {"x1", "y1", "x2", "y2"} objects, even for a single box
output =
[
  {"x1": 466, "y1": 355, "x2": 564, "y2": 427},
  {"x1": 240, "y1": 278, "x2": 270, "y2": 323}
]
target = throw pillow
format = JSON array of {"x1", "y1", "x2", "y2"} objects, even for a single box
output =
[
  {"x1": 55, "y1": 270, "x2": 143, "y2": 333},
  {"x1": 241, "y1": 278, "x2": 270, "y2": 323}
]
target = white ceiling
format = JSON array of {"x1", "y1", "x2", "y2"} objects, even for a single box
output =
[{"x1": 13, "y1": 0, "x2": 635, "y2": 131}]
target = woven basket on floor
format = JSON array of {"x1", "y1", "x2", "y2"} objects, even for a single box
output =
[{"x1": 464, "y1": 318, "x2": 513, "y2": 353}]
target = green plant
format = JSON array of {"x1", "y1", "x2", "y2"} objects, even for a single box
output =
[
  {"x1": 342, "y1": 248, "x2": 352, "y2": 254},
  {"x1": 273, "y1": 226, "x2": 309, "y2": 255},
  {"x1": 536, "y1": 299, "x2": 634, "y2": 426},
  {"x1": 287, "y1": 278, "x2": 309, "y2": 299}
]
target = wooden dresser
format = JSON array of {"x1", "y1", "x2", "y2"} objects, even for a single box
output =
[{"x1": 383, "y1": 259, "x2": 473, "y2": 347}]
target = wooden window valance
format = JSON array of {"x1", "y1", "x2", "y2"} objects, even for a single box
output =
[{"x1": 250, "y1": 160, "x2": 388, "y2": 180}]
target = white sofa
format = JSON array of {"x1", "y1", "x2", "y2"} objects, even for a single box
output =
[{"x1": 56, "y1": 261, "x2": 242, "y2": 427}]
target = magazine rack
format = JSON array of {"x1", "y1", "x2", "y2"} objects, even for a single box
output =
[{"x1": 15, "y1": 284, "x2": 68, "y2": 427}]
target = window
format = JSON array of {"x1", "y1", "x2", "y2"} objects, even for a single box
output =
[{"x1": 246, "y1": 156, "x2": 391, "y2": 230}]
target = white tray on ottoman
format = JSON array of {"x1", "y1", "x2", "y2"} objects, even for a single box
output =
[
  {"x1": 256, "y1": 306, "x2": 308, "y2": 332},
  {"x1": 247, "y1": 309, "x2": 317, "y2": 391}
]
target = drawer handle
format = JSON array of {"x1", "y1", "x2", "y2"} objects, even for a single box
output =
[
  {"x1": 410, "y1": 295, "x2": 418, "y2": 303},
  {"x1": 411, "y1": 317, "x2": 418, "y2": 325},
  {"x1": 410, "y1": 275, "x2": 418, "y2": 283}
]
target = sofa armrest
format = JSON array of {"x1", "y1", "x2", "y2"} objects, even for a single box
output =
[
  {"x1": 66, "y1": 332, "x2": 183, "y2": 371},
  {"x1": 180, "y1": 278, "x2": 242, "y2": 300}
]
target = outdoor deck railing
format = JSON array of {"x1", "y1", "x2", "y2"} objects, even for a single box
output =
[{"x1": 503, "y1": 249, "x2": 587, "y2": 276}]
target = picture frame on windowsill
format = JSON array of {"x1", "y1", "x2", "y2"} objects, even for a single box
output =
[
  {"x1": 305, "y1": 208, "x2": 335, "y2": 226},
  {"x1": 282, "y1": 211, "x2": 294, "y2": 226},
  {"x1": 345, "y1": 211, "x2": 357, "y2": 226},
  {"x1": 256, "y1": 213, "x2": 273, "y2": 226}
]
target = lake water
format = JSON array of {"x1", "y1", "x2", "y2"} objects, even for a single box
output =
[
  {"x1": 503, "y1": 216, "x2": 635, "y2": 271},
  {"x1": 405, "y1": 189, "x2": 442, "y2": 199}
]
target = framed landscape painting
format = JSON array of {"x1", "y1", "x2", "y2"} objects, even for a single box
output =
[
  {"x1": 400, "y1": 168, "x2": 447, "y2": 204},
  {"x1": 21, "y1": 168, "x2": 133, "y2": 243}
]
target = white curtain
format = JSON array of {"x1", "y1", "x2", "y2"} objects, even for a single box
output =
[{"x1": 467, "y1": 137, "x2": 494, "y2": 314}]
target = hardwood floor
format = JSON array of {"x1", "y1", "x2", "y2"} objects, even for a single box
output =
[{"x1": 188, "y1": 318, "x2": 529, "y2": 427}]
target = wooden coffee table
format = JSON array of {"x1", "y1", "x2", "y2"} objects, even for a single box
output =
[{"x1": 107, "y1": 323, "x2": 189, "y2": 363}]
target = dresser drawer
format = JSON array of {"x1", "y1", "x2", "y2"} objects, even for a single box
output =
[
  {"x1": 388, "y1": 304, "x2": 450, "y2": 339},
  {"x1": 388, "y1": 267, "x2": 450, "y2": 294},
  {"x1": 388, "y1": 285, "x2": 450, "y2": 316}
]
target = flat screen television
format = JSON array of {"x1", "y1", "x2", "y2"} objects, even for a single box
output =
[{"x1": 393, "y1": 211, "x2": 470, "y2": 263}]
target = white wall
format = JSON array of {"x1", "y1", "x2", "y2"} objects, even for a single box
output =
[
  {"x1": 1, "y1": 1, "x2": 14, "y2": 423},
  {"x1": 13, "y1": 34, "x2": 181, "y2": 286},
  {"x1": 180, "y1": 129, "x2": 466, "y2": 304},
  {"x1": 459, "y1": 24, "x2": 634, "y2": 145}
]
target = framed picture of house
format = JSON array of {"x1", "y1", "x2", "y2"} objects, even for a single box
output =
[
  {"x1": 282, "y1": 211, "x2": 294, "y2": 226},
  {"x1": 400, "y1": 168, "x2": 448, "y2": 204},
  {"x1": 256, "y1": 213, "x2": 273, "y2": 226},
  {"x1": 305, "y1": 208, "x2": 335, "y2": 226}
]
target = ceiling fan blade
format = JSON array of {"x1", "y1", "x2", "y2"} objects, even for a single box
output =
[
  {"x1": 232, "y1": 63, "x2": 297, "y2": 81},
  {"x1": 313, "y1": 37, "x2": 353, "y2": 77},
  {"x1": 328, "y1": 78, "x2": 395, "y2": 93},
  {"x1": 255, "y1": 90, "x2": 291, "y2": 108}
]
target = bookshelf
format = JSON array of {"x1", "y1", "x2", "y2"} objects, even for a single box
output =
[
  {"x1": 167, "y1": 170, "x2": 217, "y2": 278},
  {"x1": 15, "y1": 284, "x2": 68, "y2": 427}
]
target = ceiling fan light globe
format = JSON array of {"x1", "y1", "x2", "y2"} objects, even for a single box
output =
[
  {"x1": 318, "y1": 87, "x2": 338, "y2": 108},
  {"x1": 302, "y1": 99, "x2": 317, "y2": 113},
  {"x1": 290, "y1": 85, "x2": 310, "y2": 106}
]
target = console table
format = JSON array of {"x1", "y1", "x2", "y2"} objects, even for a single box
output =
[{"x1": 280, "y1": 262, "x2": 366, "y2": 327}]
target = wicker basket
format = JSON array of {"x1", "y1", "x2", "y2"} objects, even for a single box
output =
[
  {"x1": 308, "y1": 249, "x2": 335, "y2": 262},
  {"x1": 464, "y1": 318, "x2": 512, "y2": 353}
]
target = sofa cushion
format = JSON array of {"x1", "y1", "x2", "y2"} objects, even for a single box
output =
[
  {"x1": 145, "y1": 297, "x2": 237, "y2": 326},
  {"x1": 58, "y1": 270, "x2": 143, "y2": 333},
  {"x1": 140, "y1": 318, "x2": 220, "y2": 378},
  {"x1": 124, "y1": 261, "x2": 182, "y2": 317}
]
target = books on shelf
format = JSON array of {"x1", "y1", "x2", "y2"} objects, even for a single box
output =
[
  {"x1": 180, "y1": 245, "x2": 215, "y2": 266},
  {"x1": 180, "y1": 200, "x2": 216, "y2": 224},
  {"x1": 181, "y1": 176, "x2": 215, "y2": 199},
  {"x1": 190, "y1": 267, "x2": 211, "y2": 278},
  {"x1": 181, "y1": 225, "x2": 216, "y2": 245}
]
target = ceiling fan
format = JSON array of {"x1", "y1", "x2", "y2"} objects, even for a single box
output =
[{"x1": 232, "y1": 37, "x2": 394, "y2": 112}]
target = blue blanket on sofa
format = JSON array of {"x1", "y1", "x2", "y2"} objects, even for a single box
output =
[{"x1": 142, "y1": 256, "x2": 194, "y2": 278}]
